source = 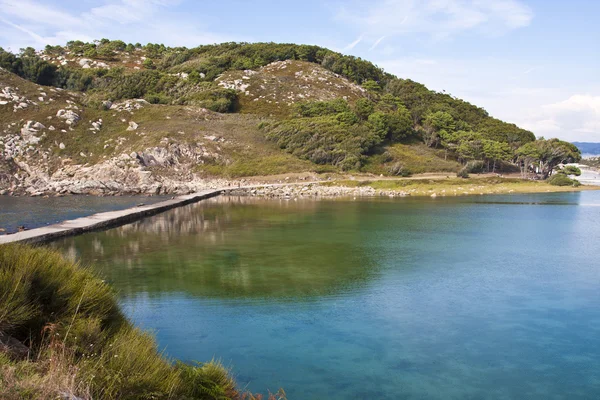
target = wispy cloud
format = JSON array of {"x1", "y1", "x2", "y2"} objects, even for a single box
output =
[
  {"x1": 336, "y1": 0, "x2": 533, "y2": 41},
  {"x1": 369, "y1": 35, "x2": 386, "y2": 51},
  {"x1": 523, "y1": 67, "x2": 539, "y2": 74},
  {"x1": 343, "y1": 35, "x2": 363, "y2": 51},
  {"x1": 0, "y1": 17, "x2": 48, "y2": 46},
  {"x1": 0, "y1": 0, "x2": 236, "y2": 50}
]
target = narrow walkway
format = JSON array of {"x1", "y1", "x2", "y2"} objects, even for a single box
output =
[{"x1": 0, "y1": 182, "x2": 324, "y2": 245}]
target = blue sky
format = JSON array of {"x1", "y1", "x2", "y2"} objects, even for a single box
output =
[{"x1": 1, "y1": 0, "x2": 598, "y2": 141}]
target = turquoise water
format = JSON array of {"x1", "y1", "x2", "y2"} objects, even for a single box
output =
[{"x1": 53, "y1": 192, "x2": 600, "y2": 399}]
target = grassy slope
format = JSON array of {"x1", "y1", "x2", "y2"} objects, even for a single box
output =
[
  {"x1": 328, "y1": 176, "x2": 595, "y2": 196},
  {"x1": 217, "y1": 60, "x2": 365, "y2": 117},
  {"x1": 0, "y1": 68, "x2": 318, "y2": 178},
  {"x1": 2, "y1": 56, "x2": 462, "y2": 181},
  {"x1": 0, "y1": 244, "x2": 284, "y2": 400}
]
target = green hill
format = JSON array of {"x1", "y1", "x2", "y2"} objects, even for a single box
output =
[{"x1": 0, "y1": 40, "x2": 580, "y2": 195}]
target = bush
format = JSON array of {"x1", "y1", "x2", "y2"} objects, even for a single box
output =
[
  {"x1": 262, "y1": 116, "x2": 381, "y2": 170},
  {"x1": 463, "y1": 160, "x2": 486, "y2": 174},
  {"x1": 186, "y1": 89, "x2": 238, "y2": 113},
  {"x1": 548, "y1": 173, "x2": 581, "y2": 187},
  {"x1": 294, "y1": 99, "x2": 350, "y2": 117},
  {"x1": 457, "y1": 167, "x2": 470, "y2": 178},
  {"x1": 562, "y1": 165, "x2": 582, "y2": 176},
  {"x1": 0, "y1": 244, "x2": 244, "y2": 400},
  {"x1": 143, "y1": 58, "x2": 155, "y2": 70},
  {"x1": 145, "y1": 92, "x2": 172, "y2": 104},
  {"x1": 388, "y1": 162, "x2": 411, "y2": 176}
]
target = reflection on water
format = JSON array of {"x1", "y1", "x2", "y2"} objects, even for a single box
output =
[
  {"x1": 0, "y1": 194, "x2": 168, "y2": 234},
  {"x1": 52, "y1": 192, "x2": 600, "y2": 399},
  {"x1": 55, "y1": 196, "x2": 379, "y2": 299}
]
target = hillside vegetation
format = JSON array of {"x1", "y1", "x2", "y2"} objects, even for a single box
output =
[{"x1": 0, "y1": 40, "x2": 582, "y2": 195}]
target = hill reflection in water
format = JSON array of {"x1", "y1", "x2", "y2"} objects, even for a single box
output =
[{"x1": 54, "y1": 196, "x2": 381, "y2": 299}]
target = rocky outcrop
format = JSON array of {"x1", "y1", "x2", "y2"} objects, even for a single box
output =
[
  {"x1": 56, "y1": 109, "x2": 81, "y2": 126},
  {"x1": 1, "y1": 140, "x2": 230, "y2": 196},
  {"x1": 1, "y1": 85, "x2": 35, "y2": 111},
  {"x1": 20, "y1": 121, "x2": 46, "y2": 144},
  {"x1": 110, "y1": 99, "x2": 148, "y2": 112}
]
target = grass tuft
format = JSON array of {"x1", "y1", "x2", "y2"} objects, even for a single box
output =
[{"x1": 0, "y1": 244, "x2": 281, "y2": 399}]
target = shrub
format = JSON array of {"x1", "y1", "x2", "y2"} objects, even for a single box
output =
[
  {"x1": 143, "y1": 58, "x2": 156, "y2": 70},
  {"x1": 177, "y1": 360, "x2": 238, "y2": 399},
  {"x1": 262, "y1": 116, "x2": 381, "y2": 170},
  {"x1": 185, "y1": 89, "x2": 238, "y2": 113},
  {"x1": 457, "y1": 167, "x2": 470, "y2": 178},
  {"x1": 463, "y1": 160, "x2": 486, "y2": 174},
  {"x1": 548, "y1": 173, "x2": 581, "y2": 186},
  {"x1": 388, "y1": 162, "x2": 411, "y2": 176},
  {"x1": 294, "y1": 99, "x2": 350, "y2": 117},
  {"x1": 562, "y1": 165, "x2": 582, "y2": 176},
  {"x1": 0, "y1": 244, "x2": 244, "y2": 400},
  {"x1": 145, "y1": 92, "x2": 172, "y2": 104}
]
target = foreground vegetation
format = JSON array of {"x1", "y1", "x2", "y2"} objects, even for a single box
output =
[{"x1": 0, "y1": 244, "x2": 284, "y2": 400}]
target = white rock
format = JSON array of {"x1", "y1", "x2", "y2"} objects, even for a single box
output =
[
  {"x1": 59, "y1": 142, "x2": 65, "y2": 149},
  {"x1": 126, "y1": 121, "x2": 139, "y2": 131}
]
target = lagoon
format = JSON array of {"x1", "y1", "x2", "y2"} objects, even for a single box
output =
[
  {"x1": 0, "y1": 194, "x2": 167, "y2": 234},
  {"x1": 52, "y1": 192, "x2": 600, "y2": 399}
]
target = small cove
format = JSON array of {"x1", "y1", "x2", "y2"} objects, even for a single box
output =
[{"x1": 39, "y1": 192, "x2": 600, "y2": 399}]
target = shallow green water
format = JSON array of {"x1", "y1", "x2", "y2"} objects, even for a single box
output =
[{"x1": 53, "y1": 192, "x2": 600, "y2": 399}]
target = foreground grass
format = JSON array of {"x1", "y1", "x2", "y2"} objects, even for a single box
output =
[
  {"x1": 0, "y1": 244, "x2": 284, "y2": 400},
  {"x1": 327, "y1": 177, "x2": 600, "y2": 196}
]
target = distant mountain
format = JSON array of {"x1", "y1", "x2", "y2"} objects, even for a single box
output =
[{"x1": 572, "y1": 142, "x2": 600, "y2": 157}]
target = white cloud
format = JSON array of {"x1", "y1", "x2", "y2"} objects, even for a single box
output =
[
  {"x1": 0, "y1": 0, "x2": 236, "y2": 50},
  {"x1": 521, "y1": 95, "x2": 600, "y2": 141},
  {"x1": 336, "y1": 0, "x2": 533, "y2": 41},
  {"x1": 376, "y1": 56, "x2": 600, "y2": 142}
]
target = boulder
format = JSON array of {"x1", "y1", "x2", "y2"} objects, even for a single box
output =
[
  {"x1": 127, "y1": 121, "x2": 139, "y2": 131},
  {"x1": 0, "y1": 331, "x2": 29, "y2": 360},
  {"x1": 57, "y1": 109, "x2": 80, "y2": 126}
]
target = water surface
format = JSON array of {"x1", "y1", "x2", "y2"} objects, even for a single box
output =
[
  {"x1": 0, "y1": 194, "x2": 167, "y2": 234},
  {"x1": 53, "y1": 192, "x2": 600, "y2": 399}
]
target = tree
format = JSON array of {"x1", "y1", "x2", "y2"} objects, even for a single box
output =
[
  {"x1": 97, "y1": 46, "x2": 116, "y2": 60},
  {"x1": 482, "y1": 140, "x2": 512, "y2": 172},
  {"x1": 354, "y1": 98, "x2": 375, "y2": 120},
  {"x1": 562, "y1": 165, "x2": 582, "y2": 176},
  {"x1": 386, "y1": 105, "x2": 413, "y2": 141},
  {"x1": 377, "y1": 94, "x2": 403, "y2": 113},
  {"x1": 456, "y1": 132, "x2": 483, "y2": 162},
  {"x1": 422, "y1": 111, "x2": 455, "y2": 147},
  {"x1": 516, "y1": 138, "x2": 581, "y2": 179},
  {"x1": 367, "y1": 112, "x2": 389, "y2": 141},
  {"x1": 362, "y1": 79, "x2": 381, "y2": 100},
  {"x1": 143, "y1": 58, "x2": 156, "y2": 70}
]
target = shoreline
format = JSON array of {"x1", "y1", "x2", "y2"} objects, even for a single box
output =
[{"x1": 1, "y1": 179, "x2": 598, "y2": 244}]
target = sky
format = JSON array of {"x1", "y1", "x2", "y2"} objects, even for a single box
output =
[{"x1": 0, "y1": 0, "x2": 598, "y2": 142}]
